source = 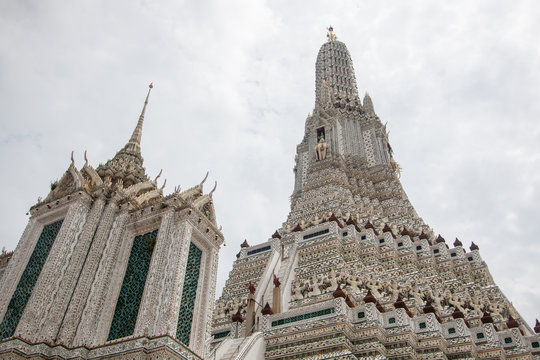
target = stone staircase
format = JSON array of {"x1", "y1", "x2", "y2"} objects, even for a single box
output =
[
  {"x1": 276, "y1": 257, "x2": 289, "y2": 283},
  {"x1": 235, "y1": 332, "x2": 265, "y2": 360},
  {"x1": 217, "y1": 332, "x2": 265, "y2": 360},
  {"x1": 254, "y1": 249, "x2": 280, "y2": 311},
  {"x1": 262, "y1": 258, "x2": 285, "y2": 308},
  {"x1": 218, "y1": 337, "x2": 244, "y2": 360},
  {"x1": 265, "y1": 257, "x2": 288, "y2": 304}
]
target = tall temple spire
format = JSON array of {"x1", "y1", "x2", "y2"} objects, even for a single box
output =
[
  {"x1": 96, "y1": 83, "x2": 154, "y2": 187},
  {"x1": 124, "y1": 82, "x2": 153, "y2": 154},
  {"x1": 289, "y1": 30, "x2": 421, "y2": 229},
  {"x1": 315, "y1": 27, "x2": 359, "y2": 107},
  {"x1": 213, "y1": 30, "x2": 540, "y2": 360}
]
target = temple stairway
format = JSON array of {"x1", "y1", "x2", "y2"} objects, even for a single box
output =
[{"x1": 216, "y1": 332, "x2": 265, "y2": 360}]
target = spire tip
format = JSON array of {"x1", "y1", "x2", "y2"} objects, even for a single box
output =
[{"x1": 327, "y1": 26, "x2": 337, "y2": 41}]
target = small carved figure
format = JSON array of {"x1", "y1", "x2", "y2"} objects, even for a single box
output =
[
  {"x1": 214, "y1": 301, "x2": 226, "y2": 318},
  {"x1": 300, "y1": 280, "x2": 312, "y2": 298},
  {"x1": 320, "y1": 276, "x2": 331, "y2": 292},
  {"x1": 390, "y1": 157, "x2": 402, "y2": 178},
  {"x1": 314, "y1": 138, "x2": 329, "y2": 161},
  {"x1": 291, "y1": 280, "x2": 303, "y2": 300},
  {"x1": 310, "y1": 277, "x2": 321, "y2": 296},
  {"x1": 345, "y1": 274, "x2": 360, "y2": 293}
]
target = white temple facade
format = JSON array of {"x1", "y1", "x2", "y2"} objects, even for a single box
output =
[
  {"x1": 0, "y1": 84, "x2": 224, "y2": 359},
  {"x1": 211, "y1": 28, "x2": 540, "y2": 360}
]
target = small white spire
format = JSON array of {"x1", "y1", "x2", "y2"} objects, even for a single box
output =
[
  {"x1": 363, "y1": 91, "x2": 374, "y2": 114},
  {"x1": 125, "y1": 82, "x2": 153, "y2": 154}
]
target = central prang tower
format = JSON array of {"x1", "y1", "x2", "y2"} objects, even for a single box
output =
[
  {"x1": 211, "y1": 28, "x2": 540, "y2": 360},
  {"x1": 287, "y1": 27, "x2": 421, "y2": 232}
]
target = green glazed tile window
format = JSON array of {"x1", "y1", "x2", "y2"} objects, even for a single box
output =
[
  {"x1": 107, "y1": 229, "x2": 157, "y2": 341},
  {"x1": 272, "y1": 308, "x2": 334, "y2": 327},
  {"x1": 303, "y1": 228, "x2": 329, "y2": 240},
  {"x1": 505, "y1": 337, "x2": 513, "y2": 344},
  {"x1": 532, "y1": 341, "x2": 539, "y2": 348},
  {"x1": 389, "y1": 317, "x2": 396, "y2": 324},
  {"x1": 246, "y1": 246, "x2": 271, "y2": 256},
  {"x1": 477, "y1": 332, "x2": 485, "y2": 339},
  {"x1": 448, "y1": 327, "x2": 456, "y2": 334},
  {"x1": 0, "y1": 220, "x2": 63, "y2": 339},
  {"x1": 357, "y1": 311, "x2": 365, "y2": 319},
  {"x1": 176, "y1": 242, "x2": 203, "y2": 345},
  {"x1": 419, "y1": 322, "x2": 426, "y2": 329},
  {"x1": 214, "y1": 331, "x2": 230, "y2": 339}
]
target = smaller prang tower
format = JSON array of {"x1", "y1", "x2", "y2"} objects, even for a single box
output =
[
  {"x1": 0, "y1": 84, "x2": 224, "y2": 359},
  {"x1": 211, "y1": 28, "x2": 540, "y2": 360}
]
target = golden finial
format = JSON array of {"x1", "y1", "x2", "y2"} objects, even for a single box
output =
[
  {"x1": 149, "y1": 82, "x2": 154, "y2": 89},
  {"x1": 322, "y1": 79, "x2": 327, "y2": 86},
  {"x1": 327, "y1": 26, "x2": 337, "y2": 41}
]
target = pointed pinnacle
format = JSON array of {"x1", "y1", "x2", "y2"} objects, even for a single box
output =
[{"x1": 125, "y1": 83, "x2": 153, "y2": 154}]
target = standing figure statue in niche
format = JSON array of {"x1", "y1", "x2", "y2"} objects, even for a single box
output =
[{"x1": 314, "y1": 138, "x2": 329, "y2": 161}]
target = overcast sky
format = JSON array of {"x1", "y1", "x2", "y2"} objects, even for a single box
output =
[{"x1": 1, "y1": 0, "x2": 539, "y2": 328}]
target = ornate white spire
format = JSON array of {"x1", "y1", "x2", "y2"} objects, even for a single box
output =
[
  {"x1": 363, "y1": 91, "x2": 375, "y2": 114},
  {"x1": 315, "y1": 28, "x2": 359, "y2": 107},
  {"x1": 96, "y1": 83, "x2": 154, "y2": 187},
  {"x1": 124, "y1": 82, "x2": 153, "y2": 154}
]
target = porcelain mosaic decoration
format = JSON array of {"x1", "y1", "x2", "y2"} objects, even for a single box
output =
[
  {"x1": 0, "y1": 83, "x2": 224, "y2": 359},
  {"x1": 211, "y1": 28, "x2": 540, "y2": 360}
]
